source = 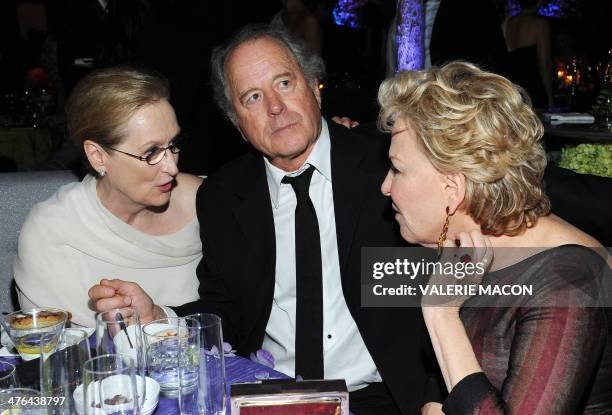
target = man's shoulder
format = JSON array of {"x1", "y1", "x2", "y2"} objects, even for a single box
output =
[{"x1": 328, "y1": 121, "x2": 391, "y2": 168}]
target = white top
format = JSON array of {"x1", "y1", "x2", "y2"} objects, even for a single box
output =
[
  {"x1": 262, "y1": 119, "x2": 382, "y2": 391},
  {"x1": 13, "y1": 175, "x2": 202, "y2": 327}
]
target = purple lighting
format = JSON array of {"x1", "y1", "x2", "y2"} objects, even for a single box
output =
[
  {"x1": 505, "y1": 0, "x2": 572, "y2": 18},
  {"x1": 396, "y1": 0, "x2": 424, "y2": 71},
  {"x1": 332, "y1": 0, "x2": 365, "y2": 28}
]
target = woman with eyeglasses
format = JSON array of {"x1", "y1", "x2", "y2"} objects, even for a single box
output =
[{"x1": 13, "y1": 67, "x2": 203, "y2": 327}]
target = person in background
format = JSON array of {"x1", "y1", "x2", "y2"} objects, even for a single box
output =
[
  {"x1": 271, "y1": 0, "x2": 323, "y2": 55},
  {"x1": 379, "y1": 61, "x2": 611, "y2": 414},
  {"x1": 13, "y1": 67, "x2": 202, "y2": 327},
  {"x1": 502, "y1": 0, "x2": 553, "y2": 109}
]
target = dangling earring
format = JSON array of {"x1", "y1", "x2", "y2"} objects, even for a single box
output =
[
  {"x1": 437, "y1": 206, "x2": 450, "y2": 257},
  {"x1": 99, "y1": 170, "x2": 106, "y2": 177}
]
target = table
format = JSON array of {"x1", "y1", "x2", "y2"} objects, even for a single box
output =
[
  {"x1": 155, "y1": 355, "x2": 289, "y2": 414},
  {"x1": 0, "y1": 353, "x2": 289, "y2": 415},
  {"x1": 544, "y1": 123, "x2": 612, "y2": 143}
]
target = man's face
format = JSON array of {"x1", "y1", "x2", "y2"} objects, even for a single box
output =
[{"x1": 226, "y1": 37, "x2": 322, "y2": 171}]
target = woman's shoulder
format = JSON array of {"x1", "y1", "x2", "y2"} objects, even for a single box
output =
[
  {"x1": 171, "y1": 173, "x2": 203, "y2": 216},
  {"x1": 536, "y1": 215, "x2": 603, "y2": 248}
]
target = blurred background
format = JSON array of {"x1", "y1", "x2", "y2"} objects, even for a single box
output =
[{"x1": 0, "y1": 0, "x2": 610, "y2": 175}]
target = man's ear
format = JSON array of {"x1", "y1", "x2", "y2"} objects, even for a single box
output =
[
  {"x1": 83, "y1": 139, "x2": 108, "y2": 174},
  {"x1": 311, "y1": 79, "x2": 322, "y2": 108},
  {"x1": 441, "y1": 171, "x2": 466, "y2": 214}
]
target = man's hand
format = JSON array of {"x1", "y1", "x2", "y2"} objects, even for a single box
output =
[
  {"x1": 88, "y1": 279, "x2": 164, "y2": 324},
  {"x1": 331, "y1": 115, "x2": 359, "y2": 129}
]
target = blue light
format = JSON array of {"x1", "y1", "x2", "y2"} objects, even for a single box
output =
[
  {"x1": 505, "y1": 0, "x2": 570, "y2": 18},
  {"x1": 332, "y1": 0, "x2": 363, "y2": 28},
  {"x1": 396, "y1": 0, "x2": 424, "y2": 71}
]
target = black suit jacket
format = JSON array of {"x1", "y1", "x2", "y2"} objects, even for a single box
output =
[{"x1": 175, "y1": 122, "x2": 433, "y2": 414}]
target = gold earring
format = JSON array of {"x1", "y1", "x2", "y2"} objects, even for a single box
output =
[{"x1": 437, "y1": 206, "x2": 450, "y2": 257}]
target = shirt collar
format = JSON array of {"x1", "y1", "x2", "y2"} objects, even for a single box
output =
[{"x1": 264, "y1": 118, "x2": 332, "y2": 209}]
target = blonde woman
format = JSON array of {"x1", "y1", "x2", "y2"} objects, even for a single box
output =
[
  {"x1": 14, "y1": 67, "x2": 202, "y2": 327},
  {"x1": 379, "y1": 61, "x2": 611, "y2": 414}
]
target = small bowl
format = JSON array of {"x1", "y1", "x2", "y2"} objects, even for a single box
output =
[
  {"x1": 0, "y1": 308, "x2": 67, "y2": 361},
  {"x1": 73, "y1": 376, "x2": 160, "y2": 415}
]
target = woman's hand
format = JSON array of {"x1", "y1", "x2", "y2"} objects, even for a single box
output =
[
  {"x1": 88, "y1": 278, "x2": 164, "y2": 324},
  {"x1": 422, "y1": 230, "x2": 493, "y2": 311}
]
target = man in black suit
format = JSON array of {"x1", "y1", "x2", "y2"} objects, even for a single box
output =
[{"x1": 90, "y1": 25, "x2": 437, "y2": 414}]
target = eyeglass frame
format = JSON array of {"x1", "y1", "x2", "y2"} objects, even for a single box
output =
[{"x1": 101, "y1": 141, "x2": 181, "y2": 165}]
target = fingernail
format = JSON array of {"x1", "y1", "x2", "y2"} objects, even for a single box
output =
[{"x1": 124, "y1": 297, "x2": 131, "y2": 305}]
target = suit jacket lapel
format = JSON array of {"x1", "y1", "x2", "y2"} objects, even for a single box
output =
[{"x1": 330, "y1": 124, "x2": 368, "y2": 282}]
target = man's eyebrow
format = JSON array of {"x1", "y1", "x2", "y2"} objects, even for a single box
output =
[
  {"x1": 237, "y1": 72, "x2": 295, "y2": 102},
  {"x1": 238, "y1": 87, "x2": 258, "y2": 103},
  {"x1": 272, "y1": 72, "x2": 294, "y2": 83}
]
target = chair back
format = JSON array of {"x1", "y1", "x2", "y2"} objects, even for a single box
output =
[{"x1": 0, "y1": 170, "x2": 78, "y2": 312}]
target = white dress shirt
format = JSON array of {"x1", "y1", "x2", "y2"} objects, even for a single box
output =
[{"x1": 261, "y1": 119, "x2": 382, "y2": 391}]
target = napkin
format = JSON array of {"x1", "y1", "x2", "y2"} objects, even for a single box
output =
[{"x1": 543, "y1": 112, "x2": 595, "y2": 125}]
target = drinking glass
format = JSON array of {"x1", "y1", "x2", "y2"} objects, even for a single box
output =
[
  {"x1": 82, "y1": 354, "x2": 140, "y2": 415},
  {"x1": 0, "y1": 308, "x2": 67, "y2": 361},
  {"x1": 41, "y1": 328, "x2": 91, "y2": 414},
  {"x1": 0, "y1": 360, "x2": 18, "y2": 388},
  {"x1": 95, "y1": 309, "x2": 146, "y2": 407},
  {"x1": 0, "y1": 388, "x2": 45, "y2": 414},
  {"x1": 143, "y1": 317, "x2": 199, "y2": 397},
  {"x1": 180, "y1": 314, "x2": 226, "y2": 415}
]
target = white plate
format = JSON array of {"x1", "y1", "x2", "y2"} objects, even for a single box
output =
[{"x1": 73, "y1": 376, "x2": 160, "y2": 415}]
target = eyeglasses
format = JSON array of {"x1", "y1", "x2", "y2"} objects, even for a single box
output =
[{"x1": 102, "y1": 141, "x2": 181, "y2": 165}]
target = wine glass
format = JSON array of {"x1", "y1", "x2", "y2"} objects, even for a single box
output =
[
  {"x1": 0, "y1": 388, "x2": 46, "y2": 414},
  {"x1": 95, "y1": 309, "x2": 146, "y2": 408}
]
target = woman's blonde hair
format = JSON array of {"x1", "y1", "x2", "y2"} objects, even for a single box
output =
[
  {"x1": 378, "y1": 61, "x2": 550, "y2": 236},
  {"x1": 65, "y1": 66, "x2": 170, "y2": 174}
]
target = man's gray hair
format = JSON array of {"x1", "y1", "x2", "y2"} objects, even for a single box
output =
[{"x1": 210, "y1": 24, "x2": 326, "y2": 122}]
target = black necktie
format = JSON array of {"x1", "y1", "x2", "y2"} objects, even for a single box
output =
[{"x1": 282, "y1": 165, "x2": 324, "y2": 379}]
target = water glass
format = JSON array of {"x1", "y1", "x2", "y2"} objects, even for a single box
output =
[
  {"x1": 143, "y1": 317, "x2": 199, "y2": 397},
  {"x1": 95, "y1": 309, "x2": 146, "y2": 407},
  {"x1": 179, "y1": 314, "x2": 226, "y2": 415},
  {"x1": 41, "y1": 328, "x2": 91, "y2": 414},
  {"x1": 0, "y1": 308, "x2": 67, "y2": 361},
  {"x1": 82, "y1": 354, "x2": 140, "y2": 415},
  {"x1": 0, "y1": 388, "x2": 45, "y2": 414},
  {"x1": 0, "y1": 360, "x2": 18, "y2": 388}
]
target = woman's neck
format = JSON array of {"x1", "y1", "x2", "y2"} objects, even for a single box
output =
[{"x1": 96, "y1": 178, "x2": 167, "y2": 230}]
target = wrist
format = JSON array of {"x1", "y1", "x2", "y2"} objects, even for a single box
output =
[{"x1": 422, "y1": 306, "x2": 460, "y2": 323}]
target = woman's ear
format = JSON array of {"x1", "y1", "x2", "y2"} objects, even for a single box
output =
[
  {"x1": 441, "y1": 172, "x2": 466, "y2": 214},
  {"x1": 83, "y1": 139, "x2": 108, "y2": 174}
]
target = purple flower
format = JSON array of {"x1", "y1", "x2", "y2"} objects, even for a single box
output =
[
  {"x1": 249, "y1": 348, "x2": 275, "y2": 368},
  {"x1": 223, "y1": 342, "x2": 236, "y2": 357}
]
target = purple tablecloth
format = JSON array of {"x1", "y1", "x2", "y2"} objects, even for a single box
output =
[
  {"x1": 0, "y1": 354, "x2": 288, "y2": 414},
  {"x1": 154, "y1": 355, "x2": 290, "y2": 414}
]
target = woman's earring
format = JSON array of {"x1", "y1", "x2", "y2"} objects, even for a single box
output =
[
  {"x1": 99, "y1": 170, "x2": 106, "y2": 177},
  {"x1": 437, "y1": 206, "x2": 450, "y2": 257}
]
